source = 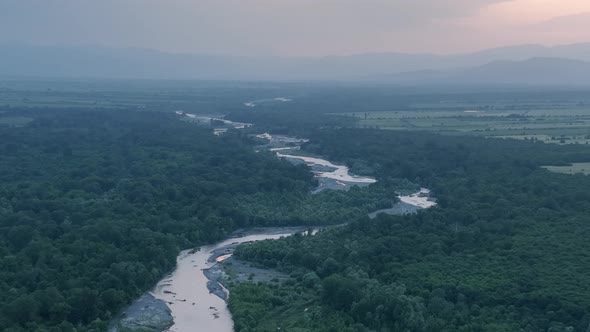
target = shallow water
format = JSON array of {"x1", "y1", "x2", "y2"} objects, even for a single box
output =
[
  {"x1": 276, "y1": 152, "x2": 377, "y2": 184},
  {"x1": 148, "y1": 185, "x2": 435, "y2": 331},
  {"x1": 151, "y1": 230, "x2": 303, "y2": 332},
  {"x1": 259, "y1": 133, "x2": 376, "y2": 185},
  {"x1": 244, "y1": 97, "x2": 292, "y2": 108},
  {"x1": 179, "y1": 113, "x2": 253, "y2": 130},
  {"x1": 398, "y1": 188, "x2": 437, "y2": 208},
  {"x1": 368, "y1": 188, "x2": 437, "y2": 218},
  {"x1": 132, "y1": 128, "x2": 431, "y2": 332}
]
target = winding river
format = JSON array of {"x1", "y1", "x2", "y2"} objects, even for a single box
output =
[
  {"x1": 114, "y1": 123, "x2": 436, "y2": 332},
  {"x1": 276, "y1": 152, "x2": 377, "y2": 184},
  {"x1": 260, "y1": 133, "x2": 377, "y2": 192}
]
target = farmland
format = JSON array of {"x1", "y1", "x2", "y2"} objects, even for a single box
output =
[{"x1": 338, "y1": 95, "x2": 590, "y2": 144}]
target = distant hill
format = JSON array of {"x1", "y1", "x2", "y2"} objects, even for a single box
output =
[
  {"x1": 455, "y1": 58, "x2": 590, "y2": 85},
  {"x1": 2, "y1": 43, "x2": 590, "y2": 84},
  {"x1": 381, "y1": 58, "x2": 590, "y2": 86}
]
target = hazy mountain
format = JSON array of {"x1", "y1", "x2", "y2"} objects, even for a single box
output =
[
  {"x1": 454, "y1": 58, "x2": 590, "y2": 85},
  {"x1": 450, "y1": 43, "x2": 590, "y2": 65},
  {"x1": 2, "y1": 43, "x2": 590, "y2": 83},
  {"x1": 382, "y1": 58, "x2": 590, "y2": 86}
]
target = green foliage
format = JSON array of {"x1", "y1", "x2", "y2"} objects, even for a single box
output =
[
  {"x1": 232, "y1": 128, "x2": 590, "y2": 331},
  {"x1": 233, "y1": 180, "x2": 407, "y2": 226},
  {"x1": 0, "y1": 107, "x2": 319, "y2": 331}
]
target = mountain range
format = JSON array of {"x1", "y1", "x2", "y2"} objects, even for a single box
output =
[
  {"x1": 379, "y1": 57, "x2": 590, "y2": 86},
  {"x1": 2, "y1": 43, "x2": 590, "y2": 85}
]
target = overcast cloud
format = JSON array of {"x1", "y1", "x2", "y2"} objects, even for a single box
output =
[{"x1": 0, "y1": 0, "x2": 589, "y2": 56}]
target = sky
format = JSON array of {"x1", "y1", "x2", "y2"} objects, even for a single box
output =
[{"x1": 0, "y1": 0, "x2": 589, "y2": 56}]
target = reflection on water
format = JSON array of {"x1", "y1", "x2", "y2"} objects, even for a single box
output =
[{"x1": 151, "y1": 230, "x2": 304, "y2": 332}]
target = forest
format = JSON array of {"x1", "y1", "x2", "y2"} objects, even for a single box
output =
[
  {"x1": 230, "y1": 128, "x2": 590, "y2": 332},
  {"x1": 3, "y1": 87, "x2": 590, "y2": 332},
  {"x1": 0, "y1": 107, "x2": 400, "y2": 332}
]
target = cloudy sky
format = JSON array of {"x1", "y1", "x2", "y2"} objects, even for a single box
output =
[{"x1": 0, "y1": 0, "x2": 589, "y2": 56}]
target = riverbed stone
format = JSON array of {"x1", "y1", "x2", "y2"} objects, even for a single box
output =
[{"x1": 110, "y1": 293, "x2": 173, "y2": 332}]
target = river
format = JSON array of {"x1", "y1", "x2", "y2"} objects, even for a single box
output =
[
  {"x1": 399, "y1": 188, "x2": 436, "y2": 208},
  {"x1": 113, "y1": 123, "x2": 434, "y2": 332},
  {"x1": 151, "y1": 229, "x2": 310, "y2": 332},
  {"x1": 142, "y1": 133, "x2": 379, "y2": 331},
  {"x1": 259, "y1": 133, "x2": 377, "y2": 192},
  {"x1": 276, "y1": 152, "x2": 377, "y2": 184},
  {"x1": 177, "y1": 112, "x2": 253, "y2": 132},
  {"x1": 143, "y1": 187, "x2": 435, "y2": 332}
]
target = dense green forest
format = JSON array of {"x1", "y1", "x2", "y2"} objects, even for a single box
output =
[
  {"x1": 0, "y1": 108, "x2": 304, "y2": 331},
  {"x1": 4, "y1": 85, "x2": 590, "y2": 332},
  {"x1": 0, "y1": 108, "x2": 400, "y2": 332},
  {"x1": 230, "y1": 128, "x2": 590, "y2": 332}
]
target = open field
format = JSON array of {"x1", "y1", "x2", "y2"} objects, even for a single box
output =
[
  {"x1": 542, "y1": 163, "x2": 590, "y2": 175},
  {"x1": 333, "y1": 89, "x2": 590, "y2": 145},
  {"x1": 339, "y1": 106, "x2": 590, "y2": 145},
  {"x1": 4, "y1": 79, "x2": 590, "y2": 145},
  {"x1": 0, "y1": 79, "x2": 286, "y2": 113}
]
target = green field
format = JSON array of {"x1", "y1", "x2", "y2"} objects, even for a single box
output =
[
  {"x1": 339, "y1": 107, "x2": 590, "y2": 145},
  {"x1": 5, "y1": 79, "x2": 590, "y2": 145}
]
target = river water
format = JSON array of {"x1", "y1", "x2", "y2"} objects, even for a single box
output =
[
  {"x1": 177, "y1": 112, "x2": 253, "y2": 132},
  {"x1": 119, "y1": 124, "x2": 434, "y2": 331},
  {"x1": 259, "y1": 133, "x2": 377, "y2": 192},
  {"x1": 152, "y1": 230, "x2": 306, "y2": 332},
  {"x1": 152, "y1": 188, "x2": 435, "y2": 332},
  {"x1": 276, "y1": 152, "x2": 377, "y2": 184},
  {"x1": 150, "y1": 129, "x2": 377, "y2": 331},
  {"x1": 399, "y1": 188, "x2": 437, "y2": 208}
]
